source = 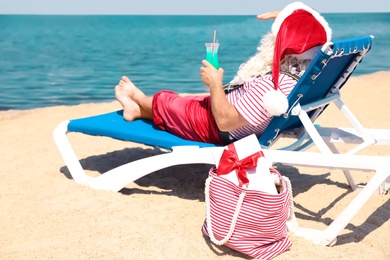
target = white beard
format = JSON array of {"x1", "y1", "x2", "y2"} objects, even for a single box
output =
[{"x1": 230, "y1": 32, "x2": 276, "y2": 85}]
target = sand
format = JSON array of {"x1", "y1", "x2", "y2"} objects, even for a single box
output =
[{"x1": 1, "y1": 71, "x2": 389, "y2": 259}]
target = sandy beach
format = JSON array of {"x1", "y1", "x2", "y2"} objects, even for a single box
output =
[{"x1": 1, "y1": 71, "x2": 389, "y2": 259}]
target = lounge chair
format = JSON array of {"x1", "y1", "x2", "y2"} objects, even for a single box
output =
[
  {"x1": 259, "y1": 35, "x2": 390, "y2": 194},
  {"x1": 53, "y1": 35, "x2": 390, "y2": 246}
]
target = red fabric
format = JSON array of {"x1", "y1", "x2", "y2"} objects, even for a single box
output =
[
  {"x1": 216, "y1": 143, "x2": 263, "y2": 187},
  {"x1": 152, "y1": 90, "x2": 223, "y2": 144},
  {"x1": 272, "y1": 9, "x2": 327, "y2": 90}
]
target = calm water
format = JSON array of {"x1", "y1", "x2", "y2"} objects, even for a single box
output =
[{"x1": 0, "y1": 13, "x2": 389, "y2": 110}]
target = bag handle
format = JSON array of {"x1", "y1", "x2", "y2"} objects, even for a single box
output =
[
  {"x1": 278, "y1": 176, "x2": 294, "y2": 221},
  {"x1": 205, "y1": 176, "x2": 246, "y2": 245},
  {"x1": 205, "y1": 174, "x2": 296, "y2": 244}
]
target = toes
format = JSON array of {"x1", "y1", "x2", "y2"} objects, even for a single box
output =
[
  {"x1": 118, "y1": 79, "x2": 128, "y2": 88},
  {"x1": 114, "y1": 85, "x2": 126, "y2": 99},
  {"x1": 122, "y1": 76, "x2": 130, "y2": 83},
  {"x1": 114, "y1": 84, "x2": 122, "y2": 93}
]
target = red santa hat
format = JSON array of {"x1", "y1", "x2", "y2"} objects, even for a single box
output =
[{"x1": 263, "y1": 2, "x2": 332, "y2": 116}]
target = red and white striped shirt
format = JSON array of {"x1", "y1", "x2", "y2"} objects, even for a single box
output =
[{"x1": 226, "y1": 73, "x2": 297, "y2": 140}]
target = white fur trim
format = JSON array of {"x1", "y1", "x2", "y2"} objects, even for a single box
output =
[
  {"x1": 263, "y1": 89, "x2": 289, "y2": 116},
  {"x1": 272, "y1": 2, "x2": 332, "y2": 41}
]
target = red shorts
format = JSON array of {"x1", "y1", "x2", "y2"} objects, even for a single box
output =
[{"x1": 152, "y1": 90, "x2": 223, "y2": 144}]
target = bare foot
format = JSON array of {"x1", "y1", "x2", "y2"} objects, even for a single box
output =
[
  {"x1": 119, "y1": 76, "x2": 145, "y2": 103},
  {"x1": 115, "y1": 77, "x2": 142, "y2": 121}
]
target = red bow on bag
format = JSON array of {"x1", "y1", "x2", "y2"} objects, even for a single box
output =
[{"x1": 216, "y1": 143, "x2": 263, "y2": 187}]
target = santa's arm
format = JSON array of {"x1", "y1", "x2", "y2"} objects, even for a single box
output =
[
  {"x1": 200, "y1": 60, "x2": 248, "y2": 132},
  {"x1": 257, "y1": 11, "x2": 280, "y2": 20}
]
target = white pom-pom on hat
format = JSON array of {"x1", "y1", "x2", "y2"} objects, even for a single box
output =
[{"x1": 263, "y1": 88, "x2": 289, "y2": 116}]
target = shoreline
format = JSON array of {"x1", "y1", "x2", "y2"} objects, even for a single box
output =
[{"x1": 1, "y1": 70, "x2": 390, "y2": 114}]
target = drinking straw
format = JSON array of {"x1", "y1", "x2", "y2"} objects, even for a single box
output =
[{"x1": 212, "y1": 30, "x2": 216, "y2": 58}]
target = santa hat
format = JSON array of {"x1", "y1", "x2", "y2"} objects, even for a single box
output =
[{"x1": 263, "y1": 2, "x2": 332, "y2": 116}]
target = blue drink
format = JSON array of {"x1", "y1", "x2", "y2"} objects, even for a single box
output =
[{"x1": 205, "y1": 43, "x2": 220, "y2": 69}]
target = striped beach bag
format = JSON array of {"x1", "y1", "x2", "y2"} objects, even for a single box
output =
[{"x1": 202, "y1": 162, "x2": 293, "y2": 259}]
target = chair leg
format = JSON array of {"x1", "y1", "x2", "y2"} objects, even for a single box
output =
[
  {"x1": 53, "y1": 122, "x2": 219, "y2": 192},
  {"x1": 326, "y1": 142, "x2": 357, "y2": 190},
  {"x1": 53, "y1": 121, "x2": 95, "y2": 185},
  {"x1": 379, "y1": 176, "x2": 390, "y2": 194},
  {"x1": 91, "y1": 146, "x2": 217, "y2": 191},
  {"x1": 263, "y1": 149, "x2": 390, "y2": 246},
  {"x1": 319, "y1": 167, "x2": 389, "y2": 245}
]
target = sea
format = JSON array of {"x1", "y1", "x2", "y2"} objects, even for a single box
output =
[{"x1": 1, "y1": 13, "x2": 389, "y2": 111}]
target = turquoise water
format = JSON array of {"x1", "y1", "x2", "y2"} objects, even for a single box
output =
[{"x1": 0, "y1": 14, "x2": 389, "y2": 110}]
